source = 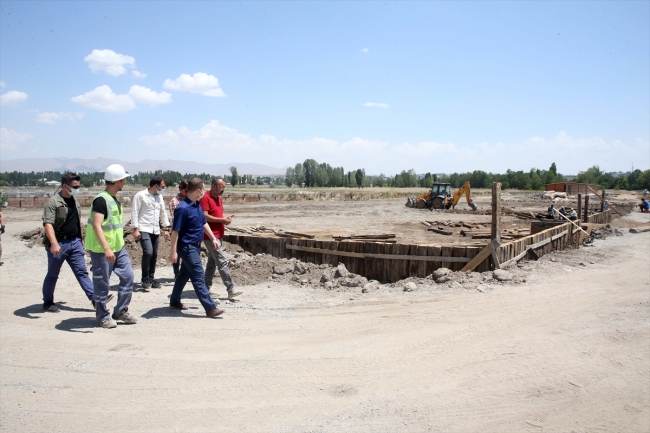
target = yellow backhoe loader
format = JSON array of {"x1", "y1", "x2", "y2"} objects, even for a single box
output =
[{"x1": 406, "y1": 181, "x2": 476, "y2": 211}]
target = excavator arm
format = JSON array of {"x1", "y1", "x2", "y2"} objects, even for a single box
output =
[{"x1": 446, "y1": 181, "x2": 477, "y2": 210}]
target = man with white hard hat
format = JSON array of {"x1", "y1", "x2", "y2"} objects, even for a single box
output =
[{"x1": 85, "y1": 164, "x2": 138, "y2": 329}]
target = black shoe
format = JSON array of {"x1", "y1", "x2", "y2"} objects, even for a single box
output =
[
  {"x1": 43, "y1": 302, "x2": 60, "y2": 312},
  {"x1": 150, "y1": 279, "x2": 161, "y2": 289},
  {"x1": 141, "y1": 279, "x2": 152, "y2": 289}
]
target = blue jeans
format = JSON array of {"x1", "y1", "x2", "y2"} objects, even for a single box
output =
[
  {"x1": 90, "y1": 247, "x2": 134, "y2": 322},
  {"x1": 171, "y1": 242, "x2": 217, "y2": 312},
  {"x1": 43, "y1": 238, "x2": 94, "y2": 304}
]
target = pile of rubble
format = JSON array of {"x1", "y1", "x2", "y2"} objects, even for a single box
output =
[
  {"x1": 19, "y1": 227, "x2": 45, "y2": 248},
  {"x1": 227, "y1": 250, "x2": 525, "y2": 294},
  {"x1": 584, "y1": 224, "x2": 623, "y2": 245}
]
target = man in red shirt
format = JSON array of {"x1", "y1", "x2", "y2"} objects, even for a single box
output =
[{"x1": 199, "y1": 176, "x2": 242, "y2": 300}]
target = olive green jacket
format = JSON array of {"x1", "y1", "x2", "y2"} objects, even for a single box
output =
[{"x1": 42, "y1": 193, "x2": 82, "y2": 247}]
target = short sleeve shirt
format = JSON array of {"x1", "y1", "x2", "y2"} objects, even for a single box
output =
[
  {"x1": 172, "y1": 197, "x2": 207, "y2": 244},
  {"x1": 198, "y1": 191, "x2": 224, "y2": 240}
]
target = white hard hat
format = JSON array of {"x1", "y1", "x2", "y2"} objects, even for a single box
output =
[{"x1": 104, "y1": 164, "x2": 130, "y2": 182}]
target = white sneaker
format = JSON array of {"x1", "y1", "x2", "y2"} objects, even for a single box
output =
[
  {"x1": 99, "y1": 318, "x2": 117, "y2": 329},
  {"x1": 112, "y1": 309, "x2": 138, "y2": 324}
]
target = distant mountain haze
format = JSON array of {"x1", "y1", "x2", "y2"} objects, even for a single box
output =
[{"x1": 0, "y1": 158, "x2": 286, "y2": 176}]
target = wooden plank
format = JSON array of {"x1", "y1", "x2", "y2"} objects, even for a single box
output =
[
  {"x1": 417, "y1": 245, "x2": 428, "y2": 278},
  {"x1": 461, "y1": 244, "x2": 493, "y2": 272},
  {"x1": 284, "y1": 244, "x2": 472, "y2": 262},
  {"x1": 284, "y1": 231, "x2": 315, "y2": 239},
  {"x1": 452, "y1": 246, "x2": 465, "y2": 271},
  {"x1": 428, "y1": 227, "x2": 453, "y2": 235},
  {"x1": 491, "y1": 182, "x2": 502, "y2": 242},
  {"x1": 551, "y1": 230, "x2": 568, "y2": 241},
  {"x1": 426, "y1": 245, "x2": 438, "y2": 276},
  {"x1": 409, "y1": 244, "x2": 420, "y2": 276},
  {"x1": 441, "y1": 245, "x2": 454, "y2": 270},
  {"x1": 489, "y1": 239, "x2": 501, "y2": 270},
  {"x1": 630, "y1": 227, "x2": 650, "y2": 233}
]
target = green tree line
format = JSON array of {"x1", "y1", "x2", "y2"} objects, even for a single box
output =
[{"x1": 1, "y1": 163, "x2": 648, "y2": 191}]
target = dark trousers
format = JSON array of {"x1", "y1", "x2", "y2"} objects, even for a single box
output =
[
  {"x1": 140, "y1": 232, "x2": 160, "y2": 281},
  {"x1": 43, "y1": 238, "x2": 94, "y2": 304},
  {"x1": 170, "y1": 242, "x2": 217, "y2": 312},
  {"x1": 173, "y1": 258, "x2": 182, "y2": 278}
]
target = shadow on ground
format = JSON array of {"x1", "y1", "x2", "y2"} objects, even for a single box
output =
[
  {"x1": 55, "y1": 317, "x2": 96, "y2": 333},
  {"x1": 141, "y1": 306, "x2": 222, "y2": 319},
  {"x1": 13, "y1": 302, "x2": 92, "y2": 319}
]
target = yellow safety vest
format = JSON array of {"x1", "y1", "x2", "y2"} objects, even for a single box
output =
[{"x1": 85, "y1": 191, "x2": 125, "y2": 253}]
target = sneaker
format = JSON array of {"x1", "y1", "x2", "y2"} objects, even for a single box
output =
[
  {"x1": 112, "y1": 308, "x2": 138, "y2": 324},
  {"x1": 141, "y1": 279, "x2": 152, "y2": 289},
  {"x1": 227, "y1": 290, "x2": 243, "y2": 300},
  {"x1": 150, "y1": 279, "x2": 161, "y2": 289},
  {"x1": 43, "y1": 302, "x2": 59, "y2": 312},
  {"x1": 99, "y1": 318, "x2": 117, "y2": 329}
]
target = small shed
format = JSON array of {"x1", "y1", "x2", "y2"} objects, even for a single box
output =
[{"x1": 545, "y1": 182, "x2": 598, "y2": 196}]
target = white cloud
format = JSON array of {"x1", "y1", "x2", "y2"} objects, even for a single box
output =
[
  {"x1": 0, "y1": 81, "x2": 5, "y2": 88},
  {"x1": 0, "y1": 90, "x2": 29, "y2": 106},
  {"x1": 36, "y1": 111, "x2": 84, "y2": 124},
  {"x1": 138, "y1": 119, "x2": 650, "y2": 174},
  {"x1": 128, "y1": 85, "x2": 172, "y2": 106},
  {"x1": 0, "y1": 127, "x2": 34, "y2": 150},
  {"x1": 364, "y1": 102, "x2": 389, "y2": 108},
  {"x1": 71, "y1": 85, "x2": 171, "y2": 112},
  {"x1": 163, "y1": 72, "x2": 226, "y2": 97},
  {"x1": 71, "y1": 85, "x2": 136, "y2": 112},
  {"x1": 361, "y1": 48, "x2": 369, "y2": 53},
  {"x1": 155, "y1": 121, "x2": 166, "y2": 127},
  {"x1": 84, "y1": 49, "x2": 144, "y2": 77},
  {"x1": 132, "y1": 70, "x2": 147, "y2": 78}
]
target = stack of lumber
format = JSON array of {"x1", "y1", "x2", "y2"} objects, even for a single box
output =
[
  {"x1": 333, "y1": 233, "x2": 396, "y2": 243},
  {"x1": 506, "y1": 209, "x2": 539, "y2": 220},
  {"x1": 275, "y1": 231, "x2": 315, "y2": 239},
  {"x1": 226, "y1": 225, "x2": 277, "y2": 234}
]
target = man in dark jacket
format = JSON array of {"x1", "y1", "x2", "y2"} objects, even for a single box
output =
[{"x1": 42, "y1": 172, "x2": 111, "y2": 312}]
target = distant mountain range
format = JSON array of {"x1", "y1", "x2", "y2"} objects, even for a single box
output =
[{"x1": 0, "y1": 157, "x2": 286, "y2": 176}]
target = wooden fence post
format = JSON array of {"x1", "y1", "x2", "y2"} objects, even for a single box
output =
[
  {"x1": 491, "y1": 182, "x2": 501, "y2": 243},
  {"x1": 584, "y1": 195, "x2": 590, "y2": 223},
  {"x1": 601, "y1": 190, "x2": 605, "y2": 212},
  {"x1": 577, "y1": 194, "x2": 582, "y2": 223}
]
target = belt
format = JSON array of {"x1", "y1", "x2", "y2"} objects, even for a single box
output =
[{"x1": 56, "y1": 235, "x2": 79, "y2": 241}]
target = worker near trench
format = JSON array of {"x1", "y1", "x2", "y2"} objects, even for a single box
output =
[
  {"x1": 85, "y1": 164, "x2": 138, "y2": 329},
  {"x1": 40, "y1": 172, "x2": 102, "y2": 312},
  {"x1": 131, "y1": 175, "x2": 171, "y2": 290},
  {"x1": 199, "y1": 176, "x2": 242, "y2": 300},
  {"x1": 169, "y1": 178, "x2": 188, "y2": 279},
  {"x1": 168, "y1": 177, "x2": 224, "y2": 317}
]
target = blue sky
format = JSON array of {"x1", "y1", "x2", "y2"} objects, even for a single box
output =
[{"x1": 1, "y1": 1, "x2": 648, "y2": 175}]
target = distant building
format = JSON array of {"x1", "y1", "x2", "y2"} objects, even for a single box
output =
[{"x1": 45, "y1": 181, "x2": 60, "y2": 186}]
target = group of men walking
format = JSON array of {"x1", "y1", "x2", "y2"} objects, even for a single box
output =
[{"x1": 39, "y1": 164, "x2": 240, "y2": 328}]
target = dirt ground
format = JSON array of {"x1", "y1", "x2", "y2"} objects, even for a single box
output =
[{"x1": 1, "y1": 202, "x2": 649, "y2": 433}]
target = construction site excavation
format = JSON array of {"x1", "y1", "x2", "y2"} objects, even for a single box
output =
[{"x1": 1, "y1": 184, "x2": 649, "y2": 433}]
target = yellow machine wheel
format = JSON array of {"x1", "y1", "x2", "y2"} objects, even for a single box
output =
[
  {"x1": 432, "y1": 197, "x2": 444, "y2": 209},
  {"x1": 416, "y1": 199, "x2": 426, "y2": 209}
]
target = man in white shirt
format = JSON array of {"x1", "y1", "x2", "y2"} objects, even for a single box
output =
[{"x1": 132, "y1": 176, "x2": 170, "y2": 289}]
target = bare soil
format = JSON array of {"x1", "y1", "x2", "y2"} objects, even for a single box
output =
[{"x1": 1, "y1": 202, "x2": 649, "y2": 433}]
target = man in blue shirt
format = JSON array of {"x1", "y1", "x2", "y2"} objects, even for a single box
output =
[{"x1": 169, "y1": 178, "x2": 224, "y2": 317}]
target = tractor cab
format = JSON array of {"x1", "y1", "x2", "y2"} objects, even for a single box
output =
[
  {"x1": 431, "y1": 183, "x2": 451, "y2": 197},
  {"x1": 429, "y1": 183, "x2": 452, "y2": 210}
]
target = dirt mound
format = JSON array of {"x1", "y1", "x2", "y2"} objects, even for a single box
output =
[
  {"x1": 19, "y1": 227, "x2": 45, "y2": 248},
  {"x1": 584, "y1": 224, "x2": 623, "y2": 244}
]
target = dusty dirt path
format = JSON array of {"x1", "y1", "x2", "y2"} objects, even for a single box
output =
[{"x1": 0, "y1": 209, "x2": 649, "y2": 433}]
